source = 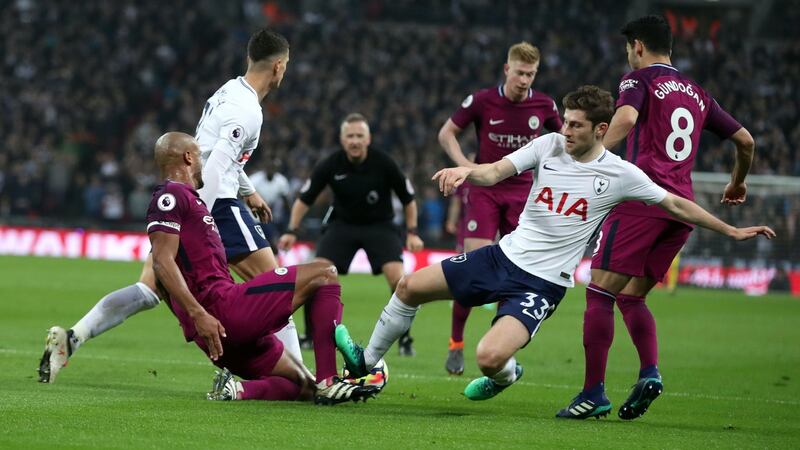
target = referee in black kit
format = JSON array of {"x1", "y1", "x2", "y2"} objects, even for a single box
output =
[{"x1": 279, "y1": 113, "x2": 424, "y2": 356}]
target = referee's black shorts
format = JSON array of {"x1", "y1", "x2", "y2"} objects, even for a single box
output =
[{"x1": 315, "y1": 220, "x2": 404, "y2": 275}]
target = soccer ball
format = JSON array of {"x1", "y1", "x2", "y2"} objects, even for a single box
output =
[{"x1": 342, "y1": 357, "x2": 388, "y2": 392}]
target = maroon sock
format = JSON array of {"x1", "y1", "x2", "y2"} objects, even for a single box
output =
[
  {"x1": 308, "y1": 284, "x2": 343, "y2": 383},
  {"x1": 240, "y1": 376, "x2": 301, "y2": 401},
  {"x1": 583, "y1": 283, "x2": 616, "y2": 391},
  {"x1": 450, "y1": 302, "x2": 471, "y2": 343},
  {"x1": 616, "y1": 293, "x2": 658, "y2": 371}
]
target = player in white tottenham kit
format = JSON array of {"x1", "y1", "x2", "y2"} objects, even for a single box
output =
[
  {"x1": 38, "y1": 29, "x2": 304, "y2": 383},
  {"x1": 333, "y1": 86, "x2": 774, "y2": 401},
  {"x1": 439, "y1": 41, "x2": 562, "y2": 375}
]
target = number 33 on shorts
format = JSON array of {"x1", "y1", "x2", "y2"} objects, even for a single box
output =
[{"x1": 520, "y1": 292, "x2": 552, "y2": 321}]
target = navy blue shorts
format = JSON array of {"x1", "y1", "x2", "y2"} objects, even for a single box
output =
[
  {"x1": 441, "y1": 245, "x2": 567, "y2": 340},
  {"x1": 211, "y1": 198, "x2": 270, "y2": 261}
]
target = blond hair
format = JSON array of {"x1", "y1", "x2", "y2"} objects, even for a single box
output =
[{"x1": 507, "y1": 42, "x2": 540, "y2": 64}]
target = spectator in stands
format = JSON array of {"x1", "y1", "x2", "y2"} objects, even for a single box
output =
[{"x1": 0, "y1": 0, "x2": 796, "y2": 270}]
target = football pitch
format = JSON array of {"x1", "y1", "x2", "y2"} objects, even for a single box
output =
[{"x1": 1, "y1": 256, "x2": 799, "y2": 449}]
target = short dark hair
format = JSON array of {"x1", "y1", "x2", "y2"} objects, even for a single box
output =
[
  {"x1": 621, "y1": 15, "x2": 672, "y2": 56},
  {"x1": 247, "y1": 29, "x2": 289, "y2": 63},
  {"x1": 562, "y1": 85, "x2": 615, "y2": 127}
]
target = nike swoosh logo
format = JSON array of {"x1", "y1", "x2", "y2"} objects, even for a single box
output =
[
  {"x1": 196, "y1": 200, "x2": 203, "y2": 205},
  {"x1": 489, "y1": 119, "x2": 504, "y2": 125},
  {"x1": 542, "y1": 164, "x2": 557, "y2": 171},
  {"x1": 334, "y1": 174, "x2": 347, "y2": 180}
]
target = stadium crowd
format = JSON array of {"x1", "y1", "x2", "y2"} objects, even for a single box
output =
[{"x1": 0, "y1": 0, "x2": 797, "y2": 265}]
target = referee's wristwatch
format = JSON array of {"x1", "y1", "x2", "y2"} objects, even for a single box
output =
[{"x1": 406, "y1": 227, "x2": 418, "y2": 236}]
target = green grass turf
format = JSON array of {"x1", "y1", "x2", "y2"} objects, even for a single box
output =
[{"x1": 1, "y1": 256, "x2": 799, "y2": 449}]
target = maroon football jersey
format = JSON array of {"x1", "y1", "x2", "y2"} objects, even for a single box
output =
[
  {"x1": 613, "y1": 64, "x2": 741, "y2": 219},
  {"x1": 146, "y1": 181, "x2": 234, "y2": 339},
  {"x1": 451, "y1": 86, "x2": 562, "y2": 187}
]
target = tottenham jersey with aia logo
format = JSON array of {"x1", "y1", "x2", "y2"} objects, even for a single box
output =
[{"x1": 499, "y1": 133, "x2": 667, "y2": 287}]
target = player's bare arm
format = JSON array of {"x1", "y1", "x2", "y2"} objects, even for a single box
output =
[
  {"x1": 721, "y1": 127, "x2": 755, "y2": 206},
  {"x1": 438, "y1": 119, "x2": 477, "y2": 168},
  {"x1": 657, "y1": 193, "x2": 775, "y2": 241},
  {"x1": 433, "y1": 158, "x2": 516, "y2": 196},
  {"x1": 278, "y1": 199, "x2": 311, "y2": 250},
  {"x1": 601, "y1": 105, "x2": 638, "y2": 150},
  {"x1": 445, "y1": 194, "x2": 461, "y2": 234},
  {"x1": 403, "y1": 200, "x2": 424, "y2": 252},
  {"x1": 150, "y1": 231, "x2": 227, "y2": 360}
]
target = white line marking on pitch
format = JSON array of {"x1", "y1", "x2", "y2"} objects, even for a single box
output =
[{"x1": 4, "y1": 348, "x2": 796, "y2": 406}]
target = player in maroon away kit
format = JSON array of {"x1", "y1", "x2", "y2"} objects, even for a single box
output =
[
  {"x1": 557, "y1": 15, "x2": 756, "y2": 420},
  {"x1": 438, "y1": 42, "x2": 563, "y2": 375},
  {"x1": 147, "y1": 132, "x2": 377, "y2": 404}
]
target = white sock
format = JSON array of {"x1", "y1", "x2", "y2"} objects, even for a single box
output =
[
  {"x1": 70, "y1": 282, "x2": 160, "y2": 351},
  {"x1": 363, "y1": 294, "x2": 419, "y2": 367},
  {"x1": 491, "y1": 357, "x2": 518, "y2": 386},
  {"x1": 233, "y1": 381, "x2": 244, "y2": 400},
  {"x1": 274, "y1": 316, "x2": 303, "y2": 363}
]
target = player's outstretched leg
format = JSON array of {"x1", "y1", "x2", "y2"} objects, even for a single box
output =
[
  {"x1": 38, "y1": 281, "x2": 160, "y2": 383},
  {"x1": 37, "y1": 326, "x2": 72, "y2": 383},
  {"x1": 334, "y1": 324, "x2": 368, "y2": 378},
  {"x1": 336, "y1": 288, "x2": 421, "y2": 378},
  {"x1": 618, "y1": 369, "x2": 663, "y2": 420},
  {"x1": 464, "y1": 314, "x2": 532, "y2": 401},
  {"x1": 555, "y1": 383, "x2": 612, "y2": 419},
  {"x1": 384, "y1": 264, "x2": 416, "y2": 358},
  {"x1": 463, "y1": 360, "x2": 523, "y2": 401}
]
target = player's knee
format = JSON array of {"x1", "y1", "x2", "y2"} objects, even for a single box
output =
[
  {"x1": 317, "y1": 262, "x2": 339, "y2": 286},
  {"x1": 394, "y1": 274, "x2": 413, "y2": 301},
  {"x1": 476, "y1": 349, "x2": 508, "y2": 375},
  {"x1": 324, "y1": 265, "x2": 339, "y2": 285},
  {"x1": 475, "y1": 344, "x2": 509, "y2": 374},
  {"x1": 134, "y1": 282, "x2": 160, "y2": 309},
  {"x1": 616, "y1": 294, "x2": 646, "y2": 313},
  {"x1": 305, "y1": 261, "x2": 339, "y2": 284},
  {"x1": 311, "y1": 257, "x2": 339, "y2": 279}
]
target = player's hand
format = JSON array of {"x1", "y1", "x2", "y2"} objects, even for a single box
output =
[
  {"x1": 193, "y1": 311, "x2": 226, "y2": 361},
  {"x1": 244, "y1": 192, "x2": 273, "y2": 223},
  {"x1": 278, "y1": 233, "x2": 297, "y2": 251},
  {"x1": 721, "y1": 182, "x2": 747, "y2": 205},
  {"x1": 406, "y1": 234, "x2": 424, "y2": 252},
  {"x1": 730, "y1": 225, "x2": 775, "y2": 241},
  {"x1": 432, "y1": 167, "x2": 472, "y2": 197}
]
